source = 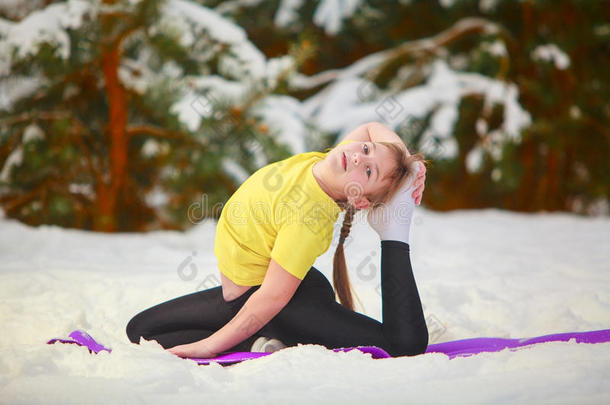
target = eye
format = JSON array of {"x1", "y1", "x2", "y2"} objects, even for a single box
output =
[{"x1": 363, "y1": 144, "x2": 371, "y2": 178}]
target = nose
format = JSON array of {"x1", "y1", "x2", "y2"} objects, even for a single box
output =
[{"x1": 351, "y1": 152, "x2": 367, "y2": 167}]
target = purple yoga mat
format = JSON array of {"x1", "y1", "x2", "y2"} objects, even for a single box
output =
[
  {"x1": 46, "y1": 330, "x2": 390, "y2": 364},
  {"x1": 47, "y1": 330, "x2": 111, "y2": 354},
  {"x1": 425, "y1": 328, "x2": 610, "y2": 359},
  {"x1": 47, "y1": 328, "x2": 610, "y2": 364}
]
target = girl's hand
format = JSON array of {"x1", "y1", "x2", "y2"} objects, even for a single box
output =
[
  {"x1": 167, "y1": 339, "x2": 218, "y2": 359},
  {"x1": 411, "y1": 161, "x2": 426, "y2": 205}
]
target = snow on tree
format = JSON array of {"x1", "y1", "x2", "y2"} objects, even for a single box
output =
[
  {"x1": 1, "y1": 0, "x2": 608, "y2": 231},
  {"x1": 0, "y1": 0, "x2": 304, "y2": 231},
  {"x1": 227, "y1": 0, "x2": 609, "y2": 214}
]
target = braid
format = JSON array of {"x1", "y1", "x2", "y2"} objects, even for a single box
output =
[{"x1": 333, "y1": 204, "x2": 356, "y2": 310}]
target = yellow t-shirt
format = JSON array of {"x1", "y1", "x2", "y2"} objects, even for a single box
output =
[{"x1": 214, "y1": 139, "x2": 355, "y2": 286}]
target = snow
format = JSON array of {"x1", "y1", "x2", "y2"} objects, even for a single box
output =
[
  {"x1": 479, "y1": 0, "x2": 500, "y2": 13},
  {"x1": 252, "y1": 95, "x2": 308, "y2": 153},
  {"x1": 141, "y1": 139, "x2": 160, "y2": 158},
  {"x1": 221, "y1": 158, "x2": 250, "y2": 184},
  {"x1": 0, "y1": 0, "x2": 92, "y2": 109},
  {"x1": 1, "y1": 3, "x2": 608, "y2": 400},
  {"x1": 0, "y1": 145, "x2": 23, "y2": 182},
  {"x1": 168, "y1": 0, "x2": 247, "y2": 44},
  {"x1": 531, "y1": 44, "x2": 571, "y2": 70},
  {"x1": 482, "y1": 39, "x2": 508, "y2": 57},
  {"x1": 22, "y1": 123, "x2": 45, "y2": 143},
  {"x1": 140, "y1": 0, "x2": 529, "y2": 168},
  {"x1": 273, "y1": 0, "x2": 367, "y2": 34},
  {"x1": 0, "y1": 121, "x2": 48, "y2": 194},
  {"x1": 0, "y1": 0, "x2": 93, "y2": 64},
  {"x1": 1, "y1": 208, "x2": 609, "y2": 403},
  {"x1": 170, "y1": 89, "x2": 205, "y2": 132},
  {"x1": 0, "y1": 75, "x2": 44, "y2": 111},
  {"x1": 439, "y1": 0, "x2": 457, "y2": 8},
  {"x1": 165, "y1": 0, "x2": 269, "y2": 81},
  {"x1": 164, "y1": 1, "x2": 296, "y2": 132},
  {"x1": 275, "y1": 0, "x2": 367, "y2": 35},
  {"x1": 313, "y1": 0, "x2": 363, "y2": 35},
  {"x1": 466, "y1": 146, "x2": 484, "y2": 173},
  {"x1": 274, "y1": 0, "x2": 304, "y2": 27}
]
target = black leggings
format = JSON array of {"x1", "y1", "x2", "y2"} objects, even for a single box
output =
[{"x1": 126, "y1": 241, "x2": 428, "y2": 357}]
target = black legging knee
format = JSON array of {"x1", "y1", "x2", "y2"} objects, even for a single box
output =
[
  {"x1": 126, "y1": 284, "x2": 260, "y2": 352},
  {"x1": 126, "y1": 240, "x2": 428, "y2": 356}
]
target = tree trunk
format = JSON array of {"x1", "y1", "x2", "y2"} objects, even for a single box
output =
[{"x1": 94, "y1": 46, "x2": 128, "y2": 232}]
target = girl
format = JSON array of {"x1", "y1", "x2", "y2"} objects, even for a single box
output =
[{"x1": 126, "y1": 121, "x2": 428, "y2": 358}]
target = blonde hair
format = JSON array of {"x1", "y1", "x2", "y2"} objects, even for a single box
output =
[{"x1": 332, "y1": 142, "x2": 424, "y2": 310}]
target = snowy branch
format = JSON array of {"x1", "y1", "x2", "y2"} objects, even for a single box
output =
[{"x1": 290, "y1": 17, "x2": 506, "y2": 90}]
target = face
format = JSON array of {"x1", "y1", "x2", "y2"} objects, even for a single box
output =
[{"x1": 322, "y1": 141, "x2": 396, "y2": 209}]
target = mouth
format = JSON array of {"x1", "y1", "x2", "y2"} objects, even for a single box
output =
[{"x1": 341, "y1": 153, "x2": 346, "y2": 171}]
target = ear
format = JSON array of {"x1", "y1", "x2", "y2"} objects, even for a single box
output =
[{"x1": 349, "y1": 195, "x2": 371, "y2": 210}]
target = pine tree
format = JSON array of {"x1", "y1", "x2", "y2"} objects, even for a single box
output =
[
  {"x1": 227, "y1": 0, "x2": 609, "y2": 213},
  {"x1": 1, "y1": 0, "x2": 607, "y2": 233},
  {"x1": 0, "y1": 0, "x2": 306, "y2": 231}
]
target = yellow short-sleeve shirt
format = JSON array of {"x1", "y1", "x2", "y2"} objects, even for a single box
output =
[{"x1": 214, "y1": 139, "x2": 355, "y2": 285}]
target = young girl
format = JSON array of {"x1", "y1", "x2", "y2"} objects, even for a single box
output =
[{"x1": 126, "y1": 121, "x2": 428, "y2": 358}]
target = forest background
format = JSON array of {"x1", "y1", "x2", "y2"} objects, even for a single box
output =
[{"x1": 1, "y1": 0, "x2": 608, "y2": 232}]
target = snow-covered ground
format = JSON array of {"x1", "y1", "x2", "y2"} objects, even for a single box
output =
[{"x1": 1, "y1": 208, "x2": 609, "y2": 404}]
